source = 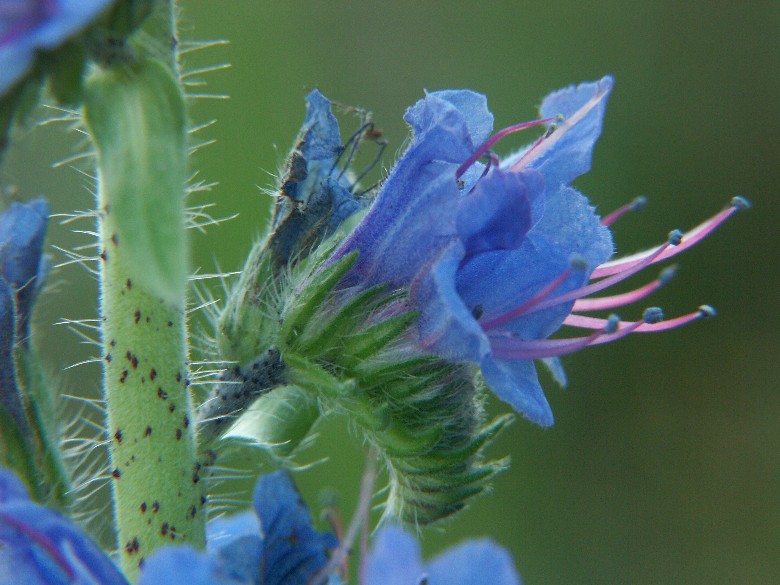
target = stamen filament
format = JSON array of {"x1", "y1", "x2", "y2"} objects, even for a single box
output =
[
  {"x1": 591, "y1": 198, "x2": 747, "y2": 279},
  {"x1": 600, "y1": 195, "x2": 647, "y2": 227},
  {"x1": 564, "y1": 306, "x2": 714, "y2": 342},
  {"x1": 480, "y1": 269, "x2": 572, "y2": 331},
  {"x1": 572, "y1": 266, "x2": 676, "y2": 312},
  {"x1": 490, "y1": 327, "x2": 607, "y2": 360},
  {"x1": 455, "y1": 117, "x2": 558, "y2": 179}
]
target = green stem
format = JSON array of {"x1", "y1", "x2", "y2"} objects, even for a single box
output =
[{"x1": 84, "y1": 57, "x2": 204, "y2": 582}]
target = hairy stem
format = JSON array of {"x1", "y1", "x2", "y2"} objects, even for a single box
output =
[{"x1": 84, "y1": 57, "x2": 204, "y2": 581}]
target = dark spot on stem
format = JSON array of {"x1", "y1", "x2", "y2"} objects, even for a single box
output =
[
  {"x1": 111, "y1": 468, "x2": 121, "y2": 479},
  {"x1": 119, "y1": 370, "x2": 128, "y2": 384},
  {"x1": 152, "y1": 501, "x2": 160, "y2": 513},
  {"x1": 126, "y1": 279, "x2": 132, "y2": 290},
  {"x1": 114, "y1": 429, "x2": 123, "y2": 444},
  {"x1": 144, "y1": 426, "x2": 152, "y2": 437},
  {"x1": 157, "y1": 387, "x2": 168, "y2": 400},
  {"x1": 150, "y1": 368, "x2": 157, "y2": 381},
  {"x1": 140, "y1": 502, "x2": 147, "y2": 513},
  {"x1": 134, "y1": 310, "x2": 141, "y2": 324}
]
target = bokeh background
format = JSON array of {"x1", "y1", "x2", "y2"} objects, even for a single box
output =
[{"x1": 3, "y1": 1, "x2": 779, "y2": 583}]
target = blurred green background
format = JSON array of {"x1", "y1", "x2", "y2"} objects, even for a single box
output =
[{"x1": 4, "y1": 1, "x2": 779, "y2": 583}]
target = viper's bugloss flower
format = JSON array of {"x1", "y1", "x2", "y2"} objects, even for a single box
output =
[
  {"x1": 0, "y1": 467, "x2": 129, "y2": 585},
  {"x1": 0, "y1": 0, "x2": 113, "y2": 95},
  {"x1": 365, "y1": 525, "x2": 521, "y2": 585},
  {"x1": 331, "y1": 77, "x2": 747, "y2": 426},
  {"x1": 139, "y1": 471, "x2": 338, "y2": 585}
]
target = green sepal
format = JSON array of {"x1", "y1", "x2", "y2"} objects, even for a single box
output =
[
  {"x1": 340, "y1": 311, "x2": 419, "y2": 365},
  {"x1": 83, "y1": 58, "x2": 187, "y2": 303},
  {"x1": 280, "y1": 251, "x2": 358, "y2": 345},
  {"x1": 283, "y1": 353, "x2": 357, "y2": 400},
  {"x1": 375, "y1": 422, "x2": 443, "y2": 459},
  {"x1": 293, "y1": 283, "x2": 388, "y2": 354}
]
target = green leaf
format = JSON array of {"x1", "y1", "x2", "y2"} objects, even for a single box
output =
[{"x1": 83, "y1": 58, "x2": 187, "y2": 302}]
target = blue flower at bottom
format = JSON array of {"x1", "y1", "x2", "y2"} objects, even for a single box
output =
[
  {"x1": 364, "y1": 526, "x2": 521, "y2": 585},
  {"x1": 0, "y1": 0, "x2": 114, "y2": 95},
  {"x1": 0, "y1": 468, "x2": 129, "y2": 585},
  {"x1": 139, "y1": 471, "x2": 338, "y2": 585}
]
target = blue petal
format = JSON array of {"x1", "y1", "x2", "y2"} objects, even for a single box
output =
[
  {"x1": 364, "y1": 526, "x2": 425, "y2": 585},
  {"x1": 334, "y1": 91, "x2": 488, "y2": 288},
  {"x1": 531, "y1": 76, "x2": 614, "y2": 188},
  {"x1": 0, "y1": 198, "x2": 49, "y2": 342},
  {"x1": 0, "y1": 0, "x2": 113, "y2": 96},
  {"x1": 0, "y1": 469, "x2": 128, "y2": 585},
  {"x1": 0, "y1": 468, "x2": 29, "y2": 504},
  {"x1": 426, "y1": 539, "x2": 522, "y2": 585},
  {"x1": 456, "y1": 186, "x2": 611, "y2": 340},
  {"x1": 480, "y1": 357, "x2": 553, "y2": 426},
  {"x1": 139, "y1": 545, "x2": 248, "y2": 585},
  {"x1": 207, "y1": 512, "x2": 263, "y2": 583},
  {"x1": 456, "y1": 170, "x2": 535, "y2": 258},
  {"x1": 253, "y1": 471, "x2": 336, "y2": 585},
  {"x1": 301, "y1": 89, "x2": 343, "y2": 162},
  {"x1": 426, "y1": 89, "x2": 494, "y2": 147},
  {"x1": 410, "y1": 241, "x2": 489, "y2": 363}
]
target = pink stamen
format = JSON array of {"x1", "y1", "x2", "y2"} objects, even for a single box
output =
[
  {"x1": 455, "y1": 117, "x2": 558, "y2": 180},
  {"x1": 564, "y1": 305, "x2": 714, "y2": 342},
  {"x1": 600, "y1": 195, "x2": 647, "y2": 227},
  {"x1": 503, "y1": 131, "x2": 552, "y2": 176},
  {"x1": 510, "y1": 78, "x2": 612, "y2": 173},
  {"x1": 490, "y1": 327, "x2": 607, "y2": 360},
  {"x1": 572, "y1": 265, "x2": 676, "y2": 312},
  {"x1": 591, "y1": 198, "x2": 747, "y2": 279}
]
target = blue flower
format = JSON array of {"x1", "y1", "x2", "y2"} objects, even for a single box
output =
[
  {"x1": 0, "y1": 0, "x2": 113, "y2": 95},
  {"x1": 266, "y1": 89, "x2": 372, "y2": 268},
  {"x1": 330, "y1": 78, "x2": 745, "y2": 426},
  {"x1": 0, "y1": 467, "x2": 129, "y2": 585},
  {"x1": 139, "y1": 471, "x2": 338, "y2": 585},
  {"x1": 0, "y1": 198, "x2": 48, "y2": 447},
  {"x1": 0, "y1": 197, "x2": 49, "y2": 343},
  {"x1": 364, "y1": 525, "x2": 521, "y2": 585}
]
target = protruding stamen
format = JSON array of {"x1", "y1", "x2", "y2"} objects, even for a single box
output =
[
  {"x1": 600, "y1": 195, "x2": 648, "y2": 226},
  {"x1": 490, "y1": 325, "x2": 609, "y2": 360},
  {"x1": 573, "y1": 265, "x2": 677, "y2": 312},
  {"x1": 455, "y1": 117, "x2": 559, "y2": 180},
  {"x1": 523, "y1": 232, "x2": 680, "y2": 316},
  {"x1": 592, "y1": 197, "x2": 750, "y2": 279},
  {"x1": 566, "y1": 305, "x2": 714, "y2": 342},
  {"x1": 480, "y1": 254, "x2": 587, "y2": 331}
]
